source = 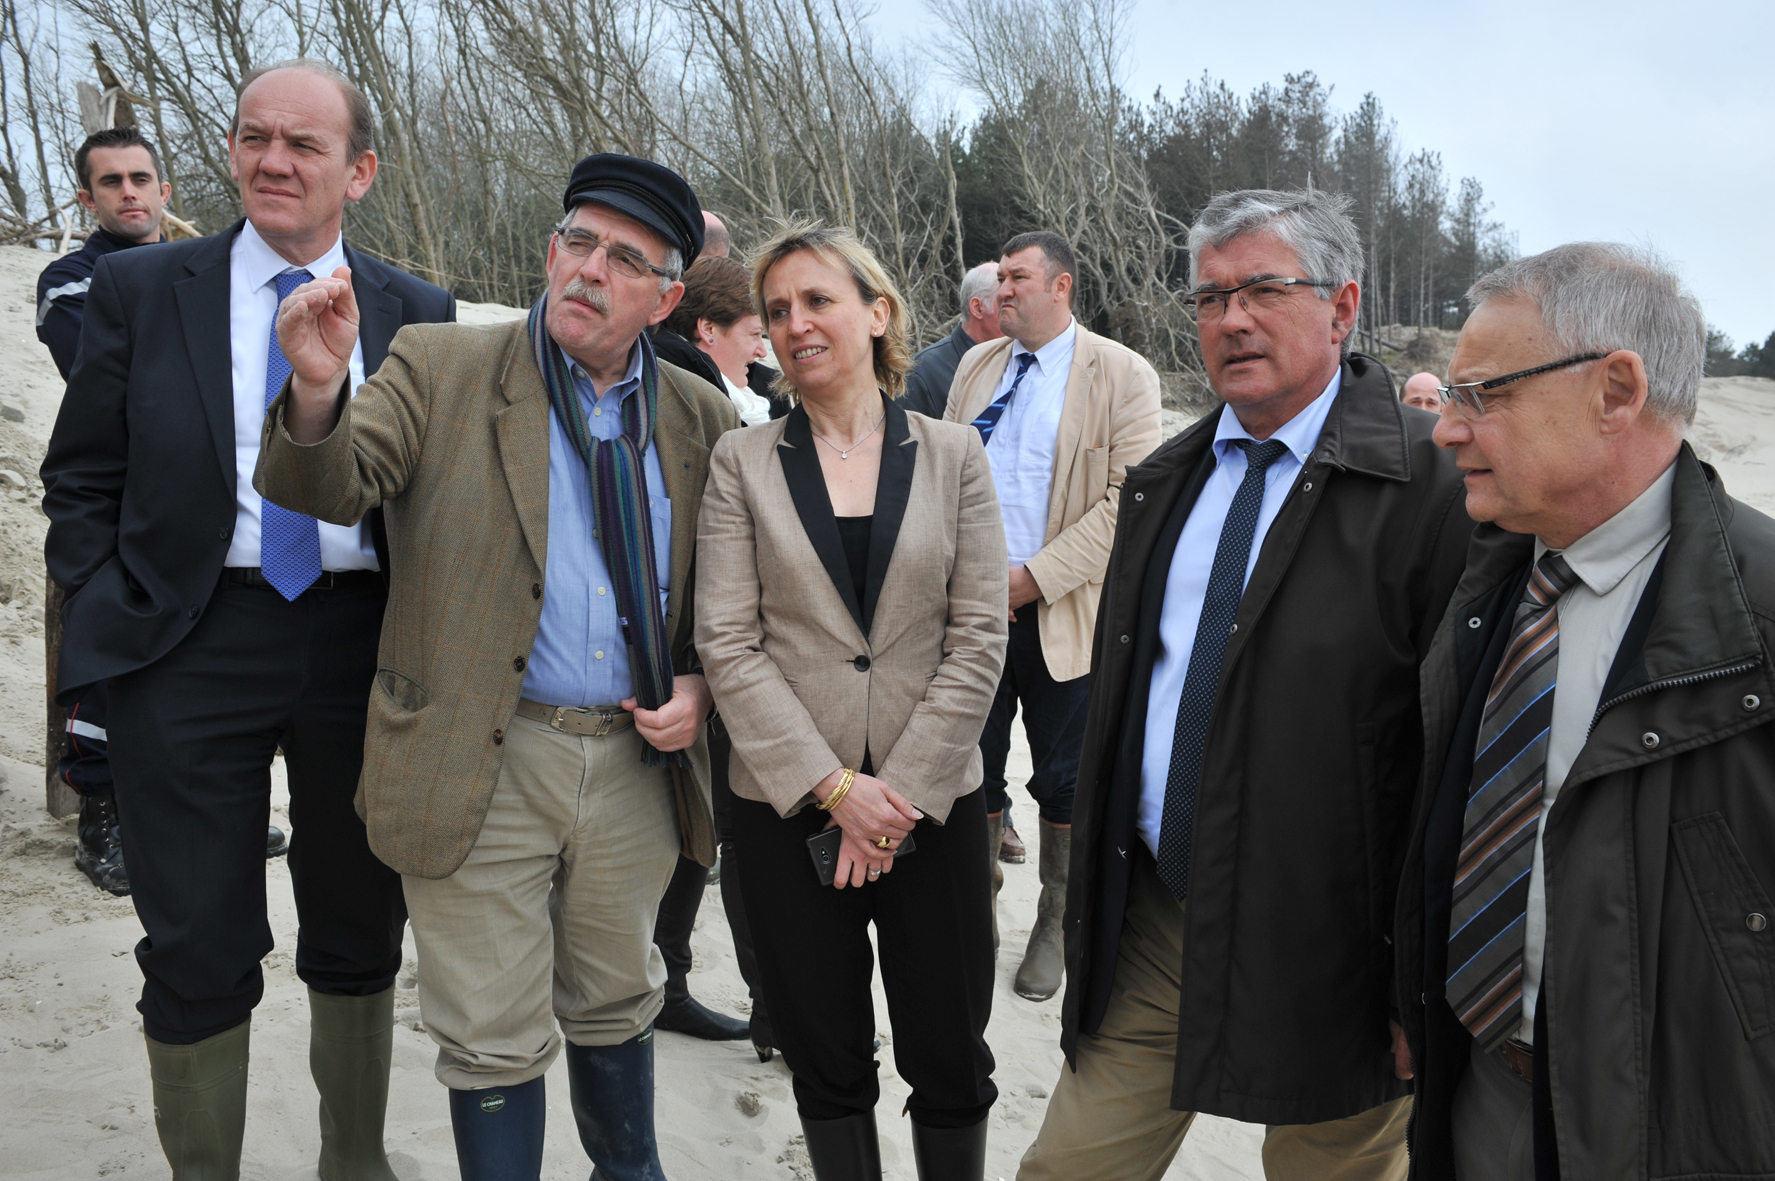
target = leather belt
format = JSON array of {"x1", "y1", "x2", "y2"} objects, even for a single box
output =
[
  {"x1": 515, "y1": 698, "x2": 634, "y2": 737},
  {"x1": 1502, "y1": 1037, "x2": 1534, "y2": 1082},
  {"x1": 223, "y1": 567, "x2": 381, "y2": 592}
]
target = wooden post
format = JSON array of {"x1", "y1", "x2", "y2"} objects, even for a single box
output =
[{"x1": 44, "y1": 580, "x2": 78, "y2": 818}]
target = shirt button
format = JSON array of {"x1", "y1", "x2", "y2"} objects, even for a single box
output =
[
  {"x1": 532, "y1": 583, "x2": 543, "y2": 599},
  {"x1": 512, "y1": 656, "x2": 526, "y2": 672},
  {"x1": 853, "y1": 655, "x2": 871, "y2": 671},
  {"x1": 598, "y1": 587, "x2": 607, "y2": 596},
  {"x1": 596, "y1": 650, "x2": 605, "y2": 660},
  {"x1": 593, "y1": 407, "x2": 603, "y2": 416},
  {"x1": 492, "y1": 729, "x2": 504, "y2": 745}
]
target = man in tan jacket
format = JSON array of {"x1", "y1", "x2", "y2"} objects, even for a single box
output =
[
  {"x1": 945, "y1": 231, "x2": 1162, "y2": 1001},
  {"x1": 259, "y1": 153, "x2": 738, "y2": 1180}
]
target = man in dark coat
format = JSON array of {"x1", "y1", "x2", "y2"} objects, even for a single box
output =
[
  {"x1": 1018, "y1": 189, "x2": 1472, "y2": 1180},
  {"x1": 1396, "y1": 243, "x2": 1775, "y2": 1179},
  {"x1": 40, "y1": 60, "x2": 452, "y2": 1181},
  {"x1": 899, "y1": 260, "x2": 1002, "y2": 419}
]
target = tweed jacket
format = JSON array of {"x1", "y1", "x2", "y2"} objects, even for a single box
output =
[
  {"x1": 696, "y1": 397, "x2": 1009, "y2": 822},
  {"x1": 945, "y1": 325, "x2": 1162, "y2": 681},
  {"x1": 256, "y1": 318, "x2": 740, "y2": 878}
]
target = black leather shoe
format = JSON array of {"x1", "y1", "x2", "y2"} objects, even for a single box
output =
[
  {"x1": 74, "y1": 794, "x2": 130, "y2": 896},
  {"x1": 654, "y1": 997, "x2": 748, "y2": 1041},
  {"x1": 750, "y1": 1002, "x2": 775, "y2": 1063},
  {"x1": 910, "y1": 1118, "x2": 988, "y2": 1181},
  {"x1": 266, "y1": 825, "x2": 289, "y2": 859}
]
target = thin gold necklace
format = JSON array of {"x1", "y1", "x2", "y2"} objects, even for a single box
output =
[{"x1": 811, "y1": 413, "x2": 885, "y2": 460}]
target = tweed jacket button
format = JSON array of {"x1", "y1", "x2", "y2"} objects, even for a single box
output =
[
  {"x1": 853, "y1": 655, "x2": 871, "y2": 672},
  {"x1": 1748, "y1": 913, "x2": 1769, "y2": 932},
  {"x1": 1641, "y1": 731, "x2": 1661, "y2": 750},
  {"x1": 492, "y1": 729, "x2": 504, "y2": 745},
  {"x1": 1744, "y1": 694, "x2": 1761, "y2": 712},
  {"x1": 532, "y1": 583, "x2": 543, "y2": 600},
  {"x1": 513, "y1": 656, "x2": 526, "y2": 672}
]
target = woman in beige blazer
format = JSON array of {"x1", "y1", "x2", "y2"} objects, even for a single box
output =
[{"x1": 696, "y1": 222, "x2": 1008, "y2": 1181}]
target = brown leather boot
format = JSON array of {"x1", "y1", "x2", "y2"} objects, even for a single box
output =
[{"x1": 1014, "y1": 820, "x2": 1070, "y2": 1001}]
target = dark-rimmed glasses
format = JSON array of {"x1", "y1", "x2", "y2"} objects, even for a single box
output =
[
  {"x1": 1185, "y1": 276, "x2": 1337, "y2": 321},
  {"x1": 1436, "y1": 352, "x2": 1609, "y2": 417},
  {"x1": 555, "y1": 229, "x2": 676, "y2": 281}
]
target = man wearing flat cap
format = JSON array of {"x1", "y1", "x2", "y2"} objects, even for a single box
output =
[{"x1": 257, "y1": 153, "x2": 739, "y2": 1178}]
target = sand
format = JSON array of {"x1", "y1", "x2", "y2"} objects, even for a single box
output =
[{"x1": 3, "y1": 243, "x2": 1771, "y2": 1178}]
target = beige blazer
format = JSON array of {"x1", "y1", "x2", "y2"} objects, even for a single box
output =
[
  {"x1": 695, "y1": 398, "x2": 1008, "y2": 821},
  {"x1": 945, "y1": 324, "x2": 1162, "y2": 681},
  {"x1": 256, "y1": 319, "x2": 741, "y2": 878}
]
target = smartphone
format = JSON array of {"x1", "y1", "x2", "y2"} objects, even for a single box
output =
[{"x1": 806, "y1": 826, "x2": 916, "y2": 887}]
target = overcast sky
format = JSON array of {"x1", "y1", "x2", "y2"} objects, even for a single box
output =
[{"x1": 943, "y1": 0, "x2": 1775, "y2": 349}]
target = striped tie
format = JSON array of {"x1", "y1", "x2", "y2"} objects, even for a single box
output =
[
  {"x1": 1447, "y1": 550, "x2": 1579, "y2": 1051},
  {"x1": 972, "y1": 353, "x2": 1036, "y2": 443}
]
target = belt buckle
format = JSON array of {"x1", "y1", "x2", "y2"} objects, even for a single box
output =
[{"x1": 549, "y1": 706, "x2": 571, "y2": 733}]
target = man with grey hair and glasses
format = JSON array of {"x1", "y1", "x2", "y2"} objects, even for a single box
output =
[
  {"x1": 1395, "y1": 243, "x2": 1775, "y2": 1178},
  {"x1": 1019, "y1": 189, "x2": 1473, "y2": 1179},
  {"x1": 900, "y1": 261, "x2": 1004, "y2": 419}
]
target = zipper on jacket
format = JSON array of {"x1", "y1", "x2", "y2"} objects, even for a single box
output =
[{"x1": 1587, "y1": 660, "x2": 1759, "y2": 735}]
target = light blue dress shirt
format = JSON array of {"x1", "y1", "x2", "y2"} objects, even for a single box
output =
[
  {"x1": 521, "y1": 343, "x2": 673, "y2": 708},
  {"x1": 1136, "y1": 369, "x2": 1342, "y2": 857},
  {"x1": 984, "y1": 319, "x2": 1077, "y2": 566}
]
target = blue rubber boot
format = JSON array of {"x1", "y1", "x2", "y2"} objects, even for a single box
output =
[
  {"x1": 448, "y1": 1076, "x2": 546, "y2": 1181},
  {"x1": 565, "y1": 1029, "x2": 667, "y2": 1180}
]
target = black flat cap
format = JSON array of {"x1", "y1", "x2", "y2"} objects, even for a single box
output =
[{"x1": 563, "y1": 153, "x2": 704, "y2": 269}]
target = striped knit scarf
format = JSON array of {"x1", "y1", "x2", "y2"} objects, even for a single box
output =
[{"x1": 529, "y1": 296, "x2": 684, "y2": 768}]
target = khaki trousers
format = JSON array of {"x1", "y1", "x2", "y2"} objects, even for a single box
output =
[
  {"x1": 403, "y1": 712, "x2": 681, "y2": 1089},
  {"x1": 1018, "y1": 856, "x2": 1410, "y2": 1181}
]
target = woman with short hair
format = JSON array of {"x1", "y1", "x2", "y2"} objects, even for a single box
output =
[
  {"x1": 662, "y1": 254, "x2": 778, "y2": 425},
  {"x1": 696, "y1": 221, "x2": 1008, "y2": 1180}
]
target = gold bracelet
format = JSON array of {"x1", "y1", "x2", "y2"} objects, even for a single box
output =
[{"x1": 818, "y1": 767, "x2": 857, "y2": 812}]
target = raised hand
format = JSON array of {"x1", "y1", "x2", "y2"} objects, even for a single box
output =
[{"x1": 277, "y1": 266, "x2": 359, "y2": 443}]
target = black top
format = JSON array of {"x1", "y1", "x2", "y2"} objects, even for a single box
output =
[
  {"x1": 835, "y1": 515, "x2": 873, "y2": 604},
  {"x1": 36, "y1": 227, "x2": 153, "y2": 380}
]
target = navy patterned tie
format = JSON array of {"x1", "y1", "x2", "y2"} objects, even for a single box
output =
[
  {"x1": 1155, "y1": 438, "x2": 1290, "y2": 900},
  {"x1": 1447, "y1": 550, "x2": 1578, "y2": 1051},
  {"x1": 972, "y1": 353, "x2": 1036, "y2": 443},
  {"x1": 260, "y1": 269, "x2": 323, "y2": 601}
]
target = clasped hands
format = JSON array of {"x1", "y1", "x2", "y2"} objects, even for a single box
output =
[{"x1": 814, "y1": 767, "x2": 922, "y2": 889}]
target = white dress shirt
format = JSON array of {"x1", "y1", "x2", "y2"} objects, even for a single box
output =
[
  {"x1": 1518, "y1": 460, "x2": 1675, "y2": 1043},
  {"x1": 223, "y1": 220, "x2": 376, "y2": 571},
  {"x1": 721, "y1": 370, "x2": 774, "y2": 427},
  {"x1": 1137, "y1": 370, "x2": 1342, "y2": 857},
  {"x1": 984, "y1": 319, "x2": 1077, "y2": 566}
]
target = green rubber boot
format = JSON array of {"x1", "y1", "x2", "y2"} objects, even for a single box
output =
[
  {"x1": 145, "y1": 1021, "x2": 250, "y2": 1181},
  {"x1": 309, "y1": 987, "x2": 400, "y2": 1181}
]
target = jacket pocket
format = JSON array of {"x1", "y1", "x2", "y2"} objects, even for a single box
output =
[
  {"x1": 1672, "y1": 812, "x2": 1775, "y2": 1039},
  {"x1": 374, "y1": 668, "x2": 430, "y2": 715}
]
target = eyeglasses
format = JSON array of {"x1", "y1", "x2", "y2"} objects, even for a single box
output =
[
  {"x1": 1185, "y1": 276, "x2": 1337, "y2": 321},
  {"x1": 555, "y1": 229, "x2": 676, "y2": 281},
  {"x1": 1436, "y1": 352, "x2": 1609, "y2": 417}
]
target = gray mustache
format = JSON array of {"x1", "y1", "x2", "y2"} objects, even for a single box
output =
[{"x1": 562, "y1": 279, "x2": 610, "y2": 314}]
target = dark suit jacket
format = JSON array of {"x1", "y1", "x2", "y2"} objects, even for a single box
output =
[
  {"x1": 900, "y1": 322, "x2": 978, "y2": 419},
  {"x1": 40, "y1": 218, "x2": 455, "y2": 703}
]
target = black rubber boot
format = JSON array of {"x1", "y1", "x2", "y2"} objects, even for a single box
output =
[
  {"x1": 800, "y1": 1112, "x2": 882, "y2": 1180},
  {"x1": 448, "y1": 1075, "x2": 545, "y2": 1181},
  {"x1": 266, "y1": 825, "x2": 290, "y2": 858},
  {"x1": 565, "y1": 1031, "x2": 667, "y2": 1180},
  {"x1": 75, "y1": 792, "x2": 130, "y2": 895},
  {"x1": 910, "y1": 1118, "x2": 988, "y2": 1181}
]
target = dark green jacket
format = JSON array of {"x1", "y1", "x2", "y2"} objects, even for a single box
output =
[{"x1": 1398, "y1": 444, "x2": 1775, "y2": 1177}]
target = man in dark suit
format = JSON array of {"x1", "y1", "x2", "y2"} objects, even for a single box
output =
[
  {"x1": 40, "y1": 58, "x2": 453, "y2": 1181},
  {"x1": 899, "y1": 261, "x2": 1003, "y2": 419}
]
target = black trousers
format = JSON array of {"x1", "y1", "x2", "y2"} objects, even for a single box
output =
[
  {"x1": 733, "y1": 787, "x2": 997, "y2": 1128},
  {"x1": 979, "y1": 610, "x2": 1090, "y2": 824},
  {"x1": 654, "y1": 718, "x2": 765, "y2": 1010},
  {"x1": 106, "y1": 575, "x2": 406, "y2": 1043}
]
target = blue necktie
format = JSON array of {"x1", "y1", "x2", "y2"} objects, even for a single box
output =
[
  {"x1": 260, "y1": 269, "x2": 323, "y2": 601},
  {"x1": 972, "y1": 353, "x2": 1036, "y2": 443},
  {"x1": 1155, "y1": 438, "x2": 1290, "y2": 899}
]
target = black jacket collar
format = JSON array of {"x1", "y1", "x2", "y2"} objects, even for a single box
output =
[{"x1": 778, "y1": 394, "x2": 917, "y2": 637}]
